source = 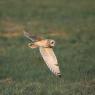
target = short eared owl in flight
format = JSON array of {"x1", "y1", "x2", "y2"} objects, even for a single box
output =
[{"x1": 24, "y1": 32, "x2": 61, "y2": 77}]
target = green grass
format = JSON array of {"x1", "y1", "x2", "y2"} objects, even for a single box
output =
[{"x1": 0, "y1": 0, "x2": 95, "y2": 95}]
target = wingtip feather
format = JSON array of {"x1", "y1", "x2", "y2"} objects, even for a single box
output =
[{"x1": 58, "y1": 74, "x2": 61, "y2": 78}]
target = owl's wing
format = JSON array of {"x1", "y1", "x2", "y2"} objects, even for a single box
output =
[
  {"x1": 24, "y1": 31, "x2": 44, "y2": 42},
  {"x1": 39, "y1": 47, "x2": 61, "y2": 77}
]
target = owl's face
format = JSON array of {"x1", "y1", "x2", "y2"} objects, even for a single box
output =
[{"x1": 48, "y1": 39, "x2": 55, "y2": 47}]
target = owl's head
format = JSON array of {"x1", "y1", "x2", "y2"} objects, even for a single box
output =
[{"x1": 49, "y1": 39, "x2": 55, "y2": 47}]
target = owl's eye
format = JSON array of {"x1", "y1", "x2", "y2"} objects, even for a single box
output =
[
  {"x1": 50, "y1": 40, "x2": 55, "y2": 46},
  {"x1": 51, "y1": 41, "x2": 54, "y2": 44}
]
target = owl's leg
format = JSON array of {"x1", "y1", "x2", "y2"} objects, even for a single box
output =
[{"x1": 28, "y1": 43, "x2": 38, "y2": 49}]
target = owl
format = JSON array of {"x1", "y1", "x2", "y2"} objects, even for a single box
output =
[{"x1": 24, "y1": 32, "x2": 61, "y2": 77}]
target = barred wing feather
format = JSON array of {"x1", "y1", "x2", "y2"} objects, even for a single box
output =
[
  {"x1": 24, "y1": 31, "x2": 43, "y2": 42},
  {"x1": 39, "y1": 47, "x2": 61, "y2": 77}
]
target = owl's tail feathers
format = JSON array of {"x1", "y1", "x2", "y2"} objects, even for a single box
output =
[{"x1": 28, "y1": 43, "x2": 38, "y2": 49}]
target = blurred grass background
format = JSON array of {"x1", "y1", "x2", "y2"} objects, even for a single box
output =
[{"x1": 0, "y1": 0, "x2": 95, "y2": 95}]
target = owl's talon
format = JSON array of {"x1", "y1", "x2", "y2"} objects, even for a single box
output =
[
  {"x1": 28, "y1": 43, "x2": 33, "y2": 47},
  {"x1": 28, "y1": 43, "x2": 38, "y2": 48}
]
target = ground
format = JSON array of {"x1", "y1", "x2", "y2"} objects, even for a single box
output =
[{"x1": 0, "y1": 0, "x2": 95, "y2": 95}]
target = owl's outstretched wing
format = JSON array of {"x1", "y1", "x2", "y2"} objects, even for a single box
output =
[
  {"x1": 24, "y1": 31, "x2": 44, "y2": 42},
  {"x1": 39, "y1": 47, "x2": 61, "y2": 77}
]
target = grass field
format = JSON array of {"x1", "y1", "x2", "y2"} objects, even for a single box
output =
[{"x1": 0, "y1": 0, "x2": 95, "y2": 95}]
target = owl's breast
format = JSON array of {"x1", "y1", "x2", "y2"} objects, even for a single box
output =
[{"x1": 34, "y1": 40, "x2": 50, "y2": 47}]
